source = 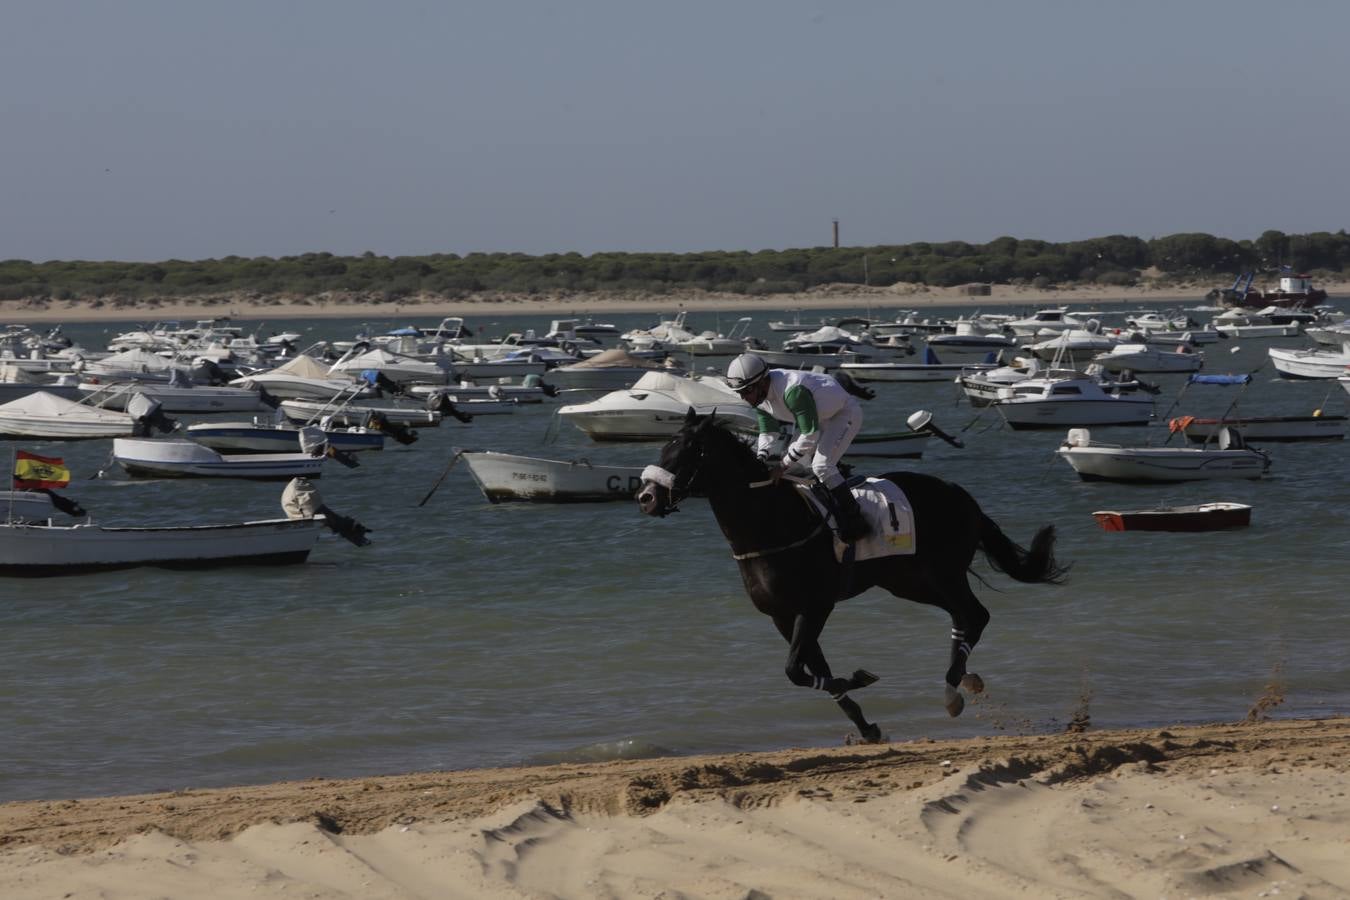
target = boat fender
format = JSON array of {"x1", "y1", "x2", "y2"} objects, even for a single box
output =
[
  {"x1": 127, "y1": 393, "x2": 178, "y2": 435},
  {"x1": 282, "y1": 477, "x2": 372, "y2": 547}
]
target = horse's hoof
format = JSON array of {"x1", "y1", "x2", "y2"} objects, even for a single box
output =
[
  {"x1": 960, "y1": 673, "x2": 985, "y2": 694},
  {"x1": 852, "y1": 724, "x2": 885, "y2": 744},
  {"x1": 944, "y1": 684, "x2": 965, "y2": 717},
  {"x1": 851, "y1": 669, "x2": 880, "y2": 690}
]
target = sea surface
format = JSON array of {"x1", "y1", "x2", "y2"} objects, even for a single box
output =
[{"x1": 2, "y1": 300, "x2": 1348, "y2": 802}]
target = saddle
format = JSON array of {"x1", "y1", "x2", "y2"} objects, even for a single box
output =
[{"x1": 799, "y1": 478, "x2": 916, "y2": 563}]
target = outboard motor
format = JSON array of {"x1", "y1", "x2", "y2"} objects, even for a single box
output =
[
  {"x1": 196, "y1": 358, "x2": 229, "y2": 386},
  {"x1": 256, "y1": 385, "x2": 282, "y2": 410},
  {"x1": 366, "y1": 411, "x2": 418, "y2": 446},
  {"x1": 834, "y1": 371, "x2": 876, "y2": 401},
  {"x1": 427, "y1": 392, "x2": 473, "y2": 424},
  {"x1": 299, "y1": 424, "x2": 360, "y2": 469},
  {"x1": 127, "y1": 393, "x2": 178, "y2": 435},
  {"x1": 522, "y1": 373, "x2": 559, "y2": 397},
  {"x1": 281, "y1": 477, "x2": 371, "y2": 546}
]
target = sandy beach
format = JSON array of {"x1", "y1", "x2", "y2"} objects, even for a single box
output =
[
  {"x1": 3, "y1": 278, "x2": 1345, "y2": 325},
  {"x1": 0, "y1": 717, "x2": 1346, "y2": 897}
]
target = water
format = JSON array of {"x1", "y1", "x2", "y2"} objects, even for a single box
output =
[{"x1": 2, "y1": 302, "x2": 1348, "y2": 802}]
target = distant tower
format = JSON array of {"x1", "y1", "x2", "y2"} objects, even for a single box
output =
[{"x1": 832, "y1": 219, "x2": 839, "y2": 248}]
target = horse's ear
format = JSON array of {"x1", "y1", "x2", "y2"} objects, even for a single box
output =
[
  {"x1": 684, "y1": 407, "x2": 698, "y2": 426},
  {"x1": 698, "y1": 407, "x2": 717, "y2": 432}
]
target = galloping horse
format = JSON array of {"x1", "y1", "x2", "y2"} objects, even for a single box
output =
[{"x1": 636, "y1": 410, "x2": 1067, "y2": 742}]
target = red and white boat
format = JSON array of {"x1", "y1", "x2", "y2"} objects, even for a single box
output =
[{"x1": 1091, "y1": 502, "x2": 1252, "y2": 532}]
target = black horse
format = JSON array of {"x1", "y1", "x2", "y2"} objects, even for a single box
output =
[{"x1": 636, "y1": 411, "x2": 1067, "y2": 742}]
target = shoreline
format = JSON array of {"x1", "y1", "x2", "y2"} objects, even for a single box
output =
[
  {"x1": 4, "y1": 281, "x2": 1341, "y2": 326},
  {"x1": 2, "y1": 716, "x2": 1347, "y2": 896}
]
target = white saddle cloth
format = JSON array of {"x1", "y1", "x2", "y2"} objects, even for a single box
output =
[{"x1": 796, "y1": 477, "x2": 916, "y2": 562}]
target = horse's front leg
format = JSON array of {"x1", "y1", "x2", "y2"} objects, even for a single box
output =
[{"x1": 774, "y1": 613, "x2": 882, "y2": 742}]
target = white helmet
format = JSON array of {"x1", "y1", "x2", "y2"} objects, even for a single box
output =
[{"x1": 726, "y1": 353, "x2": 769, "y2": 392}]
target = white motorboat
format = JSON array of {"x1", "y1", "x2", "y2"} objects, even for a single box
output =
[
  {"x1": 673, "y1": 318, "x2": 754, "y2": 357},
  {"x1": 1135, "y1": 324, "x2": 1222, "y2": 345},
  {"x1": 231, "y1": 355, "x2": 371, "y2": 401},
  {"x1": 1212, "y1": 310, "x2": 1300, "y2": 339},
  {"x1": 186, "y1": 420, "x2": 389, "y2": 453},
  {"x1": 0, "y1": 515, "x2": 323, "y2": 575},
  {"x1": 0, "y1": 363, "x2": 83, "y2": 402},
  {"x1": 1025, "y1": 325, "x2": 1120, "y2": 360},
  {"x1": 80, "y1": 347, "x2": 179, "y2": 382},
  {"x1": 1124, "y1": 312, "x2": 1190, "y2": 331},
  {"x1": 840, "y1": 346, "x2": 999, "y2": 382},
  {"x1": 544, "y1": 348, "x2": 674, "y2": 391},
  {"x1": 329, "y1": 346, "x2": 451, "y2": 384},
  {"x1": 991, "y1": 374, "x2": 1154, "y2": 429},
  {"x1": 926, "y1": 319, "x2": 1015, "y2": 353},
  {"x1": 278, "y1": 399, "x2": 442, "y2": 427},
  {"x1": 1057, "y1": 427, "x2": 1269, "y2": 482},
  {"x1": 462, "y1": 451, "x2": 647, "y2": 503},
  {"x1": 447, "y1": 351, "x2": 552, "y2": 381},
  {"x1": 1306, "y1": 322, "x2": 1350, "y2": 348},
  {"x1": 558, "y1": 370, "x2": 758, "y2": 441},
  {"x1": 112, "y1": 438, "x2": 327, "y2": 480},
  {"x1": 1006, "y1": 308, "x2": 1083, "y2": 337},
  {"x1": 80, "y1": 373, "x2": 264, "y2": 413},
  {"x1": 440, "y1": 395, "x2": 518, "y2": 415},
  {"x1": 1268, "y1": 342, "x2": 1350, "y2": 379},
  {"x1": 1091, "y1": 342, "x2": 1203, "y2": 374},
  {"x1": 406, "y1": 383, "x2": 550, "y2": 403},
  {"x1": 0, "y1": 391, "x2": 142, "y2": 439},
  {"x1": 621, "y1": 312, "x2": 698, "y2": 351}
]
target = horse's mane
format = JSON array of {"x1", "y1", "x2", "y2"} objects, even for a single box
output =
[{"x1": 693, "y1": 418, "x2": 768, "y2": 477}]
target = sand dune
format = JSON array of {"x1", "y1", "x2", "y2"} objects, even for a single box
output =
[{"x1": 2, "y1": 717, "x2": 1348, "y2": 898}]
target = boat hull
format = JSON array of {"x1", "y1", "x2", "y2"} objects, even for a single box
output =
[
  {"x1": 1058, "y1": 447, "x2": 1267, "y2": 482},
  {"x1": 997, "y1": 399, "x2": 1154, "y2": 429},
  {"x1": 113, "y1": 439, "x2": 325, "y2": 480},
  {"x1": 0, "y1": 517, "x2": 322, "y2": 575},
  {"x1": 462, "y1": 452, "x2": 646, "y2": 503},
  {"x1": 1092, "y1": 503, "x2": 1252, "y2": 532},
  {"x1": 186, "y1": 423, "x2": 386, "y2": 453},
  {"x1": 839, "y1": 363, "x2": 983, "y2": 383},
  {"x1": 1175, "y1": 415, "x2": 1346, "y2": 443}
]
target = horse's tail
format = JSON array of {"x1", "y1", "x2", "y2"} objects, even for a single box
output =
[{"x1": 977, "y1": 513, "x2": 1069, "y2": 584}]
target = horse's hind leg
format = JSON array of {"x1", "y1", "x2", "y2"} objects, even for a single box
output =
[
  {"x1": 943, "y1": 581, "x2": 991, "y2": 717},
  {"x1": 773, "y1": 614, "x2": 883, "y2": 742}
]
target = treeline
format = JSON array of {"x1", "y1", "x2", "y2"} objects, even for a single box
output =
[{"x1": 1, "y1": 229, "x2": 1346, "y2": 302}]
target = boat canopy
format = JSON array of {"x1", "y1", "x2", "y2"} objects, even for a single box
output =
[
  {"x1": 561, "y1": 349, "x2": 666, "y2": 370},
  {"x1": 271, "y1": 355, "x2": 333, "y2": 379},
  {"x1": 1188, "y1": 374, "x2": 1252, "y2": 385}
]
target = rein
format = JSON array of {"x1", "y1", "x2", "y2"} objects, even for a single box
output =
[{"x1": 730, "y1": 477, "x2": 828, "y2": 560}]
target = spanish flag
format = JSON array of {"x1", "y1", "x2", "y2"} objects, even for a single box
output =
[{"x1": 13, "y1": 450, "x2": 72, "y2": 489}]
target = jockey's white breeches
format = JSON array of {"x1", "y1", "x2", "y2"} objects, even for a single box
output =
[{"x1": 788, "y1": 397, "x2": 862, "y2": 489}]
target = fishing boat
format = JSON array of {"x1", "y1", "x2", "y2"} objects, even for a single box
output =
[
  {"x1": 0, "y1": 515, "x2": 324, "y2": 575},
  {"x1": 1169, "y1": 413, "x2": 1346, "y2": 443},
  {"x1": 1267, "y1": 341, "x2": 1350, "y2": 379},
  {"x1": 278, "y1": 398, "x2": 442, "y2": 427},
  {"x1": 1212, "y1": 310, "x2": 1300, "y2": 339},
  {"x1": 112, "y1": 438, "x2": 327, "y2": 480},
  {"x1": 544, "y1": 348, "x2": 674, "y2": 391},
  {"x1": 1057, "y1": 427, "x2": 1270, "y2": 482},
  {"x1": 185, "y1": 420, "x2": 389, "y2": 453},
  {"x1": 461, "y1": 451, "x2": 647, "y2": 503},
  {"x1": 839, "y1": 347, "x2": 999, "y2": 383},
  {"x1": 1091, "y1": 342, "x2": 1204, "y2": 374},
  {"x1": 79, "y1": 375, "x2": 264, "y2": 413},
  {"x1": 1091, "y1": 502, "x2": 1252, "y2": 532}
]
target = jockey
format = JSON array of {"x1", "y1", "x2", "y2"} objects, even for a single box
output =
[{"x1": 725, "y1": 353, "x2": 869, "y2": 542}]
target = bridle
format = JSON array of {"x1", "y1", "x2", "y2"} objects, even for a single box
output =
[{"x1": 639, "y1": 437, "x2": 706, "y2": 515}]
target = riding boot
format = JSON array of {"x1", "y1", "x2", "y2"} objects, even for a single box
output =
[{"x1": 829, "y1": 484, "x2": 870, "y2": 542}]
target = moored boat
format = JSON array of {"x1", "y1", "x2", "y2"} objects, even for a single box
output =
[
  {"x1": 112, "y1": 438, "x2": 326, "y2": 480},
  {"x1": 0, "y1": 516, "x2": 324, "y2": 575},
  {"x1": 1091, "y1": 502, "x2": 1252, "y2": 532},
  {"x1": 462, "y1": 451, "x2": 647, "y2": 503},
  {"x1": 1169, "y1": 413, "x2": 1346, "y2": 443},
  {"x1": 1057, "y1": 427, "x2": 1270, "y2": 482}
]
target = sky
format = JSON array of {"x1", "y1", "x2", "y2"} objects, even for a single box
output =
[{"x1": 3, "y1": 0, "x2": 1349, "y2": 262}]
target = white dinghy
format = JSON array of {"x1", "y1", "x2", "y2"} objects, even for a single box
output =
[
  {"x1": 112, "y1": 436, "x2": 327, "y2": 480},
  {"x1": 1056, "y1": 427, "x2": 1270, "y2": 482},
  {"x1": 462, "y1": 451, "x2": 647, "y2": 503},
  {"x1": 0, "y1": 391, "x2": 166, "y2": 439}
]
